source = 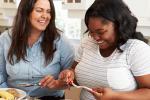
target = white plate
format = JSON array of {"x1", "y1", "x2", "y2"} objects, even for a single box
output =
[{"x1": 0, "y1": 88, "x2": 26, "y2": 100}]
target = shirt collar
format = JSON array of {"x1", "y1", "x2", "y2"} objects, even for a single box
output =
[{"x1": 33, "y1": 32, "x2": 44, "y2": 45}]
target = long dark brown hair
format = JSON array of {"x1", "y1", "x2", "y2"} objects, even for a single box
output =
[{"x1": 7, "y1": 0, "x2": 60, "y2": 65}]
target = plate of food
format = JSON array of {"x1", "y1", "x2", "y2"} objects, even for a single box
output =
[{"x1": 0, "y1": 88, "x2": 26, "y2": 100}]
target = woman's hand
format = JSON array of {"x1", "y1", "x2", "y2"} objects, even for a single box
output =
[
  {"x1": 90, "y1": 87, "x2": 118, "y2": 100},
  {"x1": 39, "y1": 75, "x2": 66, "y2": 89},
  {"x1": 59, "y1": 69, "x2": 75, "y2": 85}
]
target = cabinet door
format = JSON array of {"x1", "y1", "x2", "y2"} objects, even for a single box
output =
[
  {"x1": 1, "y1": 0, "x2": 18, "y2": 8},
  {"x1": 123, "y1": 0, "x2": 150, "y2": 26},
  {"x1": 124, "y1": 0, "x2": 150, "y2": 17},
  {"x1": 62, "y1": 0, "x2": 94, "y2": 10}
]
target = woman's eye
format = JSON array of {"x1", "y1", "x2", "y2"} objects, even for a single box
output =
[
  {"x1": 36, "y1": 9, "x2": 42, "y2": 12},
  {"x1": 96, "y1": 31, "x2": 106, "y2": 35},
  {"x1": 96, "y1": 32, "x2": 102, "y2": 35},
  {"x1": 47, "y1": 10, "x2": 51, "y2": 14}
]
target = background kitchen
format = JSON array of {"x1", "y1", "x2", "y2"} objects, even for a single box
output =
[{"x1": 0, "y1": 0, "x2": 150, "y2": 100}]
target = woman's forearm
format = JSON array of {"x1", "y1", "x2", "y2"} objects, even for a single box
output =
[{"x1": 116, "y1": 88, "x2": 150, "y2": 100}]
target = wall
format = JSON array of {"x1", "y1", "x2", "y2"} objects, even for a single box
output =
[{"x1": 123, "y1": 0, "x2": 150, "y2": 37}]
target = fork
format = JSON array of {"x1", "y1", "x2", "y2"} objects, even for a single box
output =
[
  {"x1": 17, "y1": 82, "x2": 41, "y2": 87},
  {"x1": 72, "y1": 83, "x2": 92, "y2": 91}
]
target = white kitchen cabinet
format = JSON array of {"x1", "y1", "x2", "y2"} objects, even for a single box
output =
[
  {"x1": 123, "y1": 0, "x2": 150, "y2": 36},
  {"x1": 62, "y1": 0, "x2": 94, "y2": 10},
  {"x1": 62, "y1": 0, "x2": 94, "y2": 18},
  {"x1": 124, "y1": 0, "x2": 150, "y2": 18},
  {"x1": 0, "y1": 0, "x2": 20, "y2": 26},
  {"x1": 123, "y1": 0, "x2": 150, "y2": 27},
  {"x1": 62, "y1": 0, "x2": 150, "y2": 37},
  {"x1": 0, "y1": 0, "x2": 20, "y2": 9}
]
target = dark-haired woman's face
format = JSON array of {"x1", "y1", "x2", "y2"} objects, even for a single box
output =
[
  {"x1": 88, "y1": 17, "x2": 117, "y2": 50},
  {"x1": 29, "y1": 0, "x2": 51, "y2": 33}
]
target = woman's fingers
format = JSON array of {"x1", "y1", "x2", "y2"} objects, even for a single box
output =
[
  {"x1": 59, "y1": 70, "x2": 69, "y2": 80},
  {"x1": 65, "y1": 71, "x2": 72, "y2": 83},
  {"x1": 92, "y1": 90, "x2": 103, "y2": 100},
  {"x1": 93, "y1": 87, "x2": 104, "y2": 93},
  {"x1": 40, "y1": 75, "x2": 54, "y2": 88},
  {"x1": 59, "y1": 69, "x2": 74, "y2": 84},
  {"x1": 39, "y1": 74, "x2": 71, "y2": 89},
  {"x1": 89, "y1": 87, "x2": 103, "y2": 99},
  {"x1": 59, "y1": 71, "x2": 65, "y2": 80}
]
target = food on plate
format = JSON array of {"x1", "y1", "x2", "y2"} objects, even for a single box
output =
[
  {"x1": 6, "y1": 88, "x2": 20, "y2": 98},
  {"x1": 0, "y1": 98, "x2": 6, "y2": 100},
  {"x1": 0, "y1": 90, "x2": 15, "y2": 100},
  {"x1": 0, "y1": 88, "x2": 22, "y2": 100}
]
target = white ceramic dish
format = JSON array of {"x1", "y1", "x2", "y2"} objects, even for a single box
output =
[{"x1": 0, "y1": 88, "x2": 26, "y2": 100}]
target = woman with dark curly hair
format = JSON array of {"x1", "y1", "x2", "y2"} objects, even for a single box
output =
[
  {"x1": 59, "y1": 0, "x2": 150, "y2": 99},
  {"x1": 0, "y1": 0, "x2": 74, "y2": 99}
]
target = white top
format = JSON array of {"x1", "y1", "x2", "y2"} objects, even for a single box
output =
[{"x1": 75, "y1": 36, "x2": 150, "y2": 100}]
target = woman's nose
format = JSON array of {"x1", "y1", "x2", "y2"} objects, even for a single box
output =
[
  {"x1": 93, "y1": 35, "x2": 101, "y2": 41},
  {"x1": 41, "y1": 12, "x2": 48, "y2": 19}
]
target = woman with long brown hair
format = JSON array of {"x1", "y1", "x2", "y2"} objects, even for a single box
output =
[{"x1": 0, "y1": 0, "x2": 74, "y2": 99}]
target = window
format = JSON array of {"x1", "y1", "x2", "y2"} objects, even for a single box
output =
[{"x1": 54, "y1": 0, "x2": 81, "y2": 40}]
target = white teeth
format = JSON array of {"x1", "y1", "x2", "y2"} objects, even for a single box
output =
[
  {"x1": 39, "y1": 21, "x2": 45, "y2": 23},
  {"x1": 97, "y1": 41, "x2": 104, "y2": 44},
  {"x1": 38, "y1": 20, "x2": 46, "y2": 24}
]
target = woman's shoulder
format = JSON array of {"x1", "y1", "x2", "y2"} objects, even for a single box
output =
[
  {"x1": 120, "y1": 39, "x2": 149, "y2": 51},
  {"x1": 0, "y1": 29, "x2": 12, "y2": 41},
  {"x1": 127, "y1": 39, "x2": 149, "y2": 47},
  {"x1": 124, "y1": 39, "x2": 150, "y2": 52},
  {"x1": 54, "y1": 33, "x2": 74, "y2": 48},
  {"x1": 55, "y1": 33, "x2": 70, "y2": 44}
]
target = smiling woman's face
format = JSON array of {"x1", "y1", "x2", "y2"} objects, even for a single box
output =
[
  {"x1": 29, "y1": 0, "x2": 51, "y2": 33},
  {"x1": 88, "y1": 17, "x2": 117, "y2": 50}
]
